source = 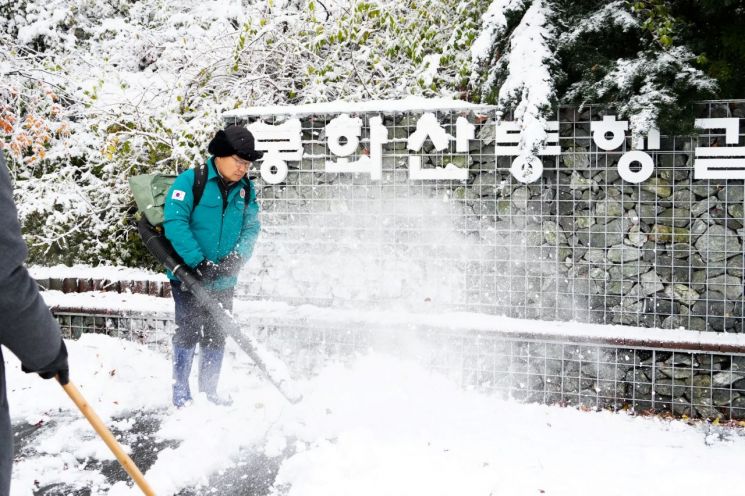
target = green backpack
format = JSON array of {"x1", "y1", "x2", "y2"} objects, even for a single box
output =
[
  {"x1": 128, "y1": 173, "x2": 179, "y2": 226},
  {"x1": 128, "y1": 166, "x2": 206, "y2": 271},
  {"x1": 129, "y1": 163, "x2": 209, "y2": 227},
  {"x1": 128, "y1": 162, "x2": 250, "y2": 227}
]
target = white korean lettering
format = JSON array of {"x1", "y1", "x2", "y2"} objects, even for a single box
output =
[
  {"x1": 591, "y1": 115, "x2": 629, "y2": 151},
  {"x1": 496, "y1": 120, "x2": 559, "y2": 183},
  {"x1": 617, "y1": 127, "x2": 659, "y2": 183},
  {"x1": 407, "y1": 113, "x2": 471, "y2": 181},
  {"x1": 455, "y1": 117, "x2": 475, "y2": 153},
  {"x1": 617, "y1": 150, "x2": 655, "y2": 183},
  {"x1": 247, "y1": 119, "x2": 304, "y2": 184},
  {"x1": 693, "y1": 118, "x2": 745, "y2": 180},
  {"x1": 325, "y1": 114, "x2": 388, "y2": 180}
]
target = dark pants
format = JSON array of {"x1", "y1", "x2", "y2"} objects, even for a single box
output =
[{"x1": 171, "y1": 281, "x2": 234, "y2": 350}]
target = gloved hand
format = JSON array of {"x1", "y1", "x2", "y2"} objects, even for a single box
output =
[
  {"x1": 194, "y1": 255, "x2": 243, "y2": 282},
  {"x1": 22, "y1": 339, "x2": 70, "y2": 385},
  {"x1": 193, "y1": 259, "x2": 221, "y2": 282},
  {"x1": 217, "y1": 252, "x2": 243, "y2": 277}
]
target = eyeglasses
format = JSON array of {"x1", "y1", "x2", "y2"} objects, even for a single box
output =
[{"x1": 232, "y1": 156, "x2": 252, "y2": 170}]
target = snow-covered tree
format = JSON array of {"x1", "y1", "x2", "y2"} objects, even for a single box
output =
[
  {"x1": 0, "y1": 0, "x2": 740, "y2": 265},
  {"x1": 467, "y1": 0, "x2": 719, "y2": 181}
]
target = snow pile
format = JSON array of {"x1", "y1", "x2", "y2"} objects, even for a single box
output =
[
  {"x1": 8, "y1": 334, "x2": 170, "y2": 421},
  {"x1": 268, "y1": 354, "x2": 745, "y2": 495},
  {"x1": 6, "y1": 335, "x2": 745, "y2": 495}
]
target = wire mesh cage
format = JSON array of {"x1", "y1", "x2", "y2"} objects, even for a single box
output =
[
  {"x1": 224, "y1": 100, "x2": 745, "y2": 332},
  {"x1": 52, "y1": 309, "x2": 745, "y2": 420},
  {"x1": 55, "y1": 311, "x2": 175, "y2": 352}
]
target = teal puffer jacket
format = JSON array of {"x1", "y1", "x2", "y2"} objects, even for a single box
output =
[{"x1": 163, "y1": 157, "x2": 260, "y2": 291}]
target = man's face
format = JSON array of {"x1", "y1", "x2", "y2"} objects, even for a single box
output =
[{"x1": 215, "y1": 155, "x2": 251, "y2": 182}]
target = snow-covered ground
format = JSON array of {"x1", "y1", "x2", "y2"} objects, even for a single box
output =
[{"x1": 5, "y1": 333, "x2": 745, "y2": 496}]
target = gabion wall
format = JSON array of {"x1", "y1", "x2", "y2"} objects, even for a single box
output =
[
  {"x1": 52, "y1": 309, "x2": 745, "y2": 420},
  {"x1": 261, "y1": 323, "x2": 745, "y2": 420},
  {"x1": 226, "y1": 100, "x2": 745, "y2": 333}
]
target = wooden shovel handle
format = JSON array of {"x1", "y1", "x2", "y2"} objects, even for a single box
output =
[{"x1": 59, "y1": 377, "x2": 156, "y2": 495}]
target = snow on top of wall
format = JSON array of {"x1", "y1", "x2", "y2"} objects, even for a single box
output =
[
  {"x1": 222, "y1": 96, "x2": 494, "y2": 118},
  {"x1": 43, "y1": 290, "x2": 172, "y2": 313},
  {"x1": 236, "y1": 299, "x2": 745, "y2": 350},
  {"x1": 29, "y1": 264, "x2": 168, "y2": 282}
]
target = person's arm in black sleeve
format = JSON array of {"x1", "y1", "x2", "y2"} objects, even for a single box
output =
[{"x1": 0, "y1": 151, "x2": 68, "y2": 384}]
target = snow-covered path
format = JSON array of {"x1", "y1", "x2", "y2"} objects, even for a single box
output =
[{"x1": 5, "y1": 334, "x2": 745, "y2": 495}]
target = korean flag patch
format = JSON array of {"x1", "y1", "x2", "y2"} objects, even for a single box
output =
[
  {"x1": 172, "y1": 190, "x2": 186, "y2": 201},
  {"x1": 239, "y1": 189, "x2": 246, "y2": 199}
]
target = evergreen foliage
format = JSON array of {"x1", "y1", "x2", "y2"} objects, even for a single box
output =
[{"x1": 671, "y1": 0, "x2": 745, "y2": 99}]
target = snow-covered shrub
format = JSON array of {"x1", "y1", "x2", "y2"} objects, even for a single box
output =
[
  {"x1": 282, "y1": 0, "x2": 487, "y2": 100},
  {"x1": 0, "y1": 0, "x2": 736, "y2": 266},
  {"x1": 1, "y1": 0, "x2": 260, "y2": 265}
]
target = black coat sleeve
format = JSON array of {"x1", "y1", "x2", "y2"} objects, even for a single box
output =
[{"x1": 0, "y1": 151, "x2": 61, "y2": 370}]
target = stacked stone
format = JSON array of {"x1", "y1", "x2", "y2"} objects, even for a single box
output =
[
  {"x1": 462, "y1": 340, "x2": 745, "y2": 419},
  {"x1": 238, "y1": 103, "x2": 745, "y2": 333},
  {"x1": 435, "y1": 105, "x2": 744, "y2": 331}
]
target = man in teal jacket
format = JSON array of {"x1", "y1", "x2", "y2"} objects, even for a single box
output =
[{"x1": 163, "y1": 125, "x2": 262, "y2": 407}]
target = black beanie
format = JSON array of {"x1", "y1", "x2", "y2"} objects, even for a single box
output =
[{"x1": 208, "y1": 125, "x2": 264, "y2": 161}]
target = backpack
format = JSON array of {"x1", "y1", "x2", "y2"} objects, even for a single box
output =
[
  {"x1": 128, "y1": 162, "x2": 250, "y2": 228},
  {"x1": 130, "y1": 163, "x2": 253, "y2": 271}
]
